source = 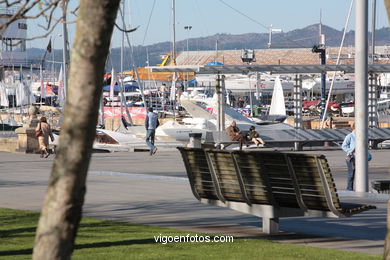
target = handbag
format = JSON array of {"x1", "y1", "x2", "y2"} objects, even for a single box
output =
[{"x1": 35, "y1": 123, "x2": 42, "y2": 137}]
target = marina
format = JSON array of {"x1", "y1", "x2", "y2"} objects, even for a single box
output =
[{"x1": 1, "y1": 0, "x2": 390, "y2": 258}]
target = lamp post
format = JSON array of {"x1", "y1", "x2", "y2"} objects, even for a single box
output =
[
  {"x1": 184, "y1": 25, "x2": 192, "y2": 90},
  {"x1": 312, "y1": 43, "x2": 326, "y2": 117}
]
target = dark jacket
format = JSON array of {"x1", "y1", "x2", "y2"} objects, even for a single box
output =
[{"x1": 248, "y1": 130, "x2": 259, "y2": 139}]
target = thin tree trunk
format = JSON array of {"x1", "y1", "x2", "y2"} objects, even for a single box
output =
[{"x1": 33, "y1": 1, "x2": 120, "y2": 259}]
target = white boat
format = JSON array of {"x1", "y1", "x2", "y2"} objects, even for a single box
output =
[
  {"x1": 157, "y1": 77, "x2": 292, "y2": 142},
  {"x1": 195, "y1": 72, "x2": 355, "y2": 95},
  {"x1": 341, "y1": 106, "x2": 354, "y2": 117}
]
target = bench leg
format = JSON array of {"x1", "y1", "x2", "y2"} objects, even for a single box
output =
[{"x1": 262, "y1": 217, "x2": 279, "y2": 234}]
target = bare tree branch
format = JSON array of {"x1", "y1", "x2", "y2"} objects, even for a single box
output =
[{"x1": 114, "y1": 23, "x2": 138, "y2": 33}]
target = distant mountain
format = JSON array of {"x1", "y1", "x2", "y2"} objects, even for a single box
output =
[{"x1": 27, "y1": 24, "x2": 390, "y2": 72}]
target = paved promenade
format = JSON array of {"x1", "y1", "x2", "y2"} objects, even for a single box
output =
[{"x1": 0, "y1": 147, "x2": 389, "y2": 255}]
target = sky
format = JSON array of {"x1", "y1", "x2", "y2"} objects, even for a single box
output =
[{"x1": 27, "y1": 0, "x2": 390, "y2": 50}]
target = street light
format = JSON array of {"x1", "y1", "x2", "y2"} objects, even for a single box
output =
[
  {"x1": 184, "y1": 25, "x2": 192, "y2": 90},
  {"x1": 241, "y1": 49, "x2": 256, "y2": 116},
  {"x1": 312, "y1": 41, "x2": 326, "y2": 117}
]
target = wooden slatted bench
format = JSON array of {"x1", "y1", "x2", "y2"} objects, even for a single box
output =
[{"x1": 177, "y1": 147, "x2": 377, "y2": 234}]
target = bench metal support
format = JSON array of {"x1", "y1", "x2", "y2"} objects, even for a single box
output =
[
  {"x1": 205, "y1": 151, "x2": 226, "y2": 203},
  {"x1": 200, "y1": 198, "x2": 305, "y2": 234},
  {"x1": 315, "y1": 156, "x2": 344, "y2": 217},
  {"x1": 284, "y1": 154, "x2": 308, "y2": 211},
  {"x1": 231, "y1": 153, "x2": 252, "y2": 205}
]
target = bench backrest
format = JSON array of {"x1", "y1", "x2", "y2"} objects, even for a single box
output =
[
  {"x1": 280, "y1": 153, "x2": 342, "y2": 212},
  {"x1": 177, "y1": 147, "x2": 219, "y2": 201},
  {"x1": 229, "y1": 150, "x2": 301, "y2": 208},
  {"x1": 178, "y1": 147, "x2": 344, "y2": 215}
]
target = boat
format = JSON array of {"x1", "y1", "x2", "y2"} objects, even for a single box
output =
[
  {"x1": 156, "y1": 77, "x2": 293, "y2": 142},
  {"x1": 0, "y1": 116, "x2": 21, "y2": 131},
  {"x1": 341, "y1": 103, "x2": 354, "y2": 117}
]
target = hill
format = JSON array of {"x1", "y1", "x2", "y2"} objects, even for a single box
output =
[{"x1": 27, "y1": 24, "x2": 390, "y2": 72}]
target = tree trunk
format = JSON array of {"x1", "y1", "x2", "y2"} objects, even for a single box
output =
[{"x1": 33, "y1": 1, "x2": 120, "y2": 259}]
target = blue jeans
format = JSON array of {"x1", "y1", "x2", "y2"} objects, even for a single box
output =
[
  {"x1": 346, "y1": 156, "x2": 355, "y2": 191},
  {"x1": 146, "y1": 129, "x2": 156, "y2": 154}
]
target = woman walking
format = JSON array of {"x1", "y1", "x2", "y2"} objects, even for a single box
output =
[{"x1": 35, "y1": 117, "x2": 54, "y2": 158}]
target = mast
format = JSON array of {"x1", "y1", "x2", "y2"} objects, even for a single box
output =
[
  {"x1": 118, "y1": 2, "x2": 134, "y2": 125},
  {"x1": 61, "y1": 0, "x2": 69, "y2": 103},
  {"x1": 120, "y1": 0, "x2": 125, "y2": 117},
  {"x1": 172, "y1": 0, "x2": 176, "y2": 65},
  {"x1": 371, "y1": 0, "x2": 376, "y2": 64},
  {"x1": 171, "y1": 0, "x2": 176, "y2": 121}
]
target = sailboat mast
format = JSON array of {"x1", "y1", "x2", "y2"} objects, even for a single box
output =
[
  {"x1": 171, "y1": 0, "x2": 176, "y2": 121},
  {"x1": 120, "y1": 0, "x2": 125, "y2": 117},
  {"x1": 371, "y1": 0, "x2": 376, "y2": 64},
  {"x1": 172, "y1": 0, "x2": 176, "y2": 65},
  {"x1": 61, "y1": 0, "x2": 69, "y2": 102}
]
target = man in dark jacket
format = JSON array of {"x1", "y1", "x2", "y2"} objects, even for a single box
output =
[
  {"x1": 226, "y1": 121, "x2": 248, "y2": 150},
  {"x1": 145, "y1": 107, "x2": 160, "y2": 155}
]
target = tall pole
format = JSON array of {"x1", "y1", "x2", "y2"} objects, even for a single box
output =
[
  {"x1": 355, "y1": 0, "x2": 369, "y2": 192},
  {"x1": 52, "y1": 37, "x2": 55, "y2": 105},
  {"x1": 268, "y1": 24, "x2": 272, "y2": 48},
  {"x1": 171, "y1": 0, "x2": 176, "y2": 120},
  {"x1": 248, "y1": 74, "x2": 253, "y2": 117},
  {"x1": 216, "y1": 73, "x2": 222, "y2": 133},
  {"x1": 120, "y1": 0, "x2": 125, "y2": 117},
  {"x1": 52, "y1": 34, "x2": 61, "y2": 107},
  {"x1": 320, "y1": 49, "x2": 326, "y2": 117},
  {"x1": 61, "y1": 1, "x2": 69, "y2": 102},
  {"x1": 172, "y1": 0, "x2": 176, "y2": 65},
  {"x1": 185, "y1": 25, "x2": 192, "y2": 90},
  {"x1": 371, "y1": 0, "x2": 376, "y2": 64}
]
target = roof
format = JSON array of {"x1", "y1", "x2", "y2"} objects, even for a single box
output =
[{"x1": 174, "y1": 46, "x2": 390, "y2": 66}]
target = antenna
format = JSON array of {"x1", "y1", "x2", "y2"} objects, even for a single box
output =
[
  {"x1": 267, "y1": 24, "x2": 282, "y2": 48},
  {"x1": 319, "y1": 8, "x2": 322, "y2": 41}
]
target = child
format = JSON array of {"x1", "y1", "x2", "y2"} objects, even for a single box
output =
[{"x1": 248, "y1": 126, "x2": 266, "y2": 147}]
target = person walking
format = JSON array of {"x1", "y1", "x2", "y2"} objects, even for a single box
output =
[
  {"x1": 35, "y1": 116, "x2": 54, "y2": 158},
  {"x1": 342, "y1": 123, "x2": 356, "y2": 191},
  {"x1": 226, "y1": 121, "x2": 248, "y2": 150},
  {"x1": 145, "y1": 107, "x2": 159, "y2": 155}
]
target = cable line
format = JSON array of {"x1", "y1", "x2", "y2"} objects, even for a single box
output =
[
  {"x1": 142, "y1": 0, "x2": 157, "y2": 45},
  {"x1": 217, "y1": 0, "x2": 268, "y2": 30}
]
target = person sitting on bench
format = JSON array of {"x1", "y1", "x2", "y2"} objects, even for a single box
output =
[
  {"x1": 248, "y1": 125, "x2": 266, "y2": 147},
  {"x1": 226, "y1": 121, "x2": 249, "y2": 150}
]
